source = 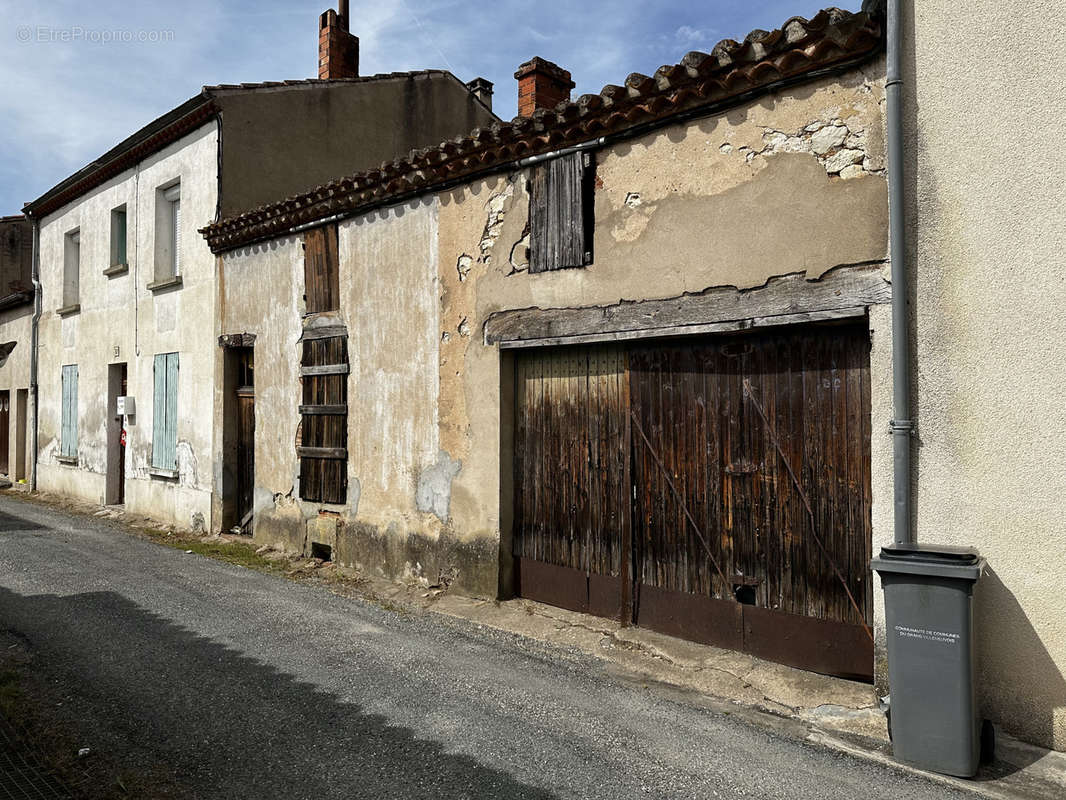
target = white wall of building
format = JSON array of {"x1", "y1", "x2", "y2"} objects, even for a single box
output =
[{"x1": 36, "y1": 122, "x2": 219, "y2": 530}]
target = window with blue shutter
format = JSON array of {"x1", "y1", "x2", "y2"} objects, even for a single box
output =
[
  {"x1": 60, "y1": 365, "x2": 78, "y2": 458},
  {"x1": 152, "y1": 353, "x2": 179, "y2": 470}
]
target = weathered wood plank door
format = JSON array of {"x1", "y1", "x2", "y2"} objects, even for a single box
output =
[
  {"x1": 0, "y1": 391, "x2": 9, "y2": 476},
  {"x1": 512, "y1": 322, "x2": 873, "y2": 680},
  {"x1": 513, "y1": 346, "x2": 628, "y2": 617},
  {"x1": 235, "y1": 348, "x2": 255, "y2": 530}
]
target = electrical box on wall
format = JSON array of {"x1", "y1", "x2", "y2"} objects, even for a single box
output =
[{"x1": 116, "y1": 396, "x2": 135, "y2": 416}]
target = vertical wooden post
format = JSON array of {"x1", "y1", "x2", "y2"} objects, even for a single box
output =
[{"x1": 620, "y1": 350, "x2": 633, "y2": 626}]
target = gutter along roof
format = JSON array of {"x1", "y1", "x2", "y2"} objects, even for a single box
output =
[
  {"x1": 21, "y1": 71, "x2": 478, "y2": 222},
  {"x1": 201, "y1": 7, "x2": 884, "y2": 254}
]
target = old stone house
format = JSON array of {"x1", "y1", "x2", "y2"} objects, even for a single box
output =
[
  {"x1": 0, "y1": 215, "x2": 34, "y2": 485},
  {"x1": 202, "y1": 8, "x2": 889, "y2": 685},
  {"x1": 21, "y1": 4, "x2": 496, "y2": 531}
]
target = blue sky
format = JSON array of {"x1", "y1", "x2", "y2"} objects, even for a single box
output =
[{"x1": 0, "y1": 0, "x2": 862, "y2": 214}]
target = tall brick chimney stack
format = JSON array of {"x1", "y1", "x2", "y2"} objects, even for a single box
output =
[
  {"x1": 319, "y1": 1, "x2": 359, "y2": 80},
  {"x1": 514, "y1": 57, "x2": 574, "y2": 117}
]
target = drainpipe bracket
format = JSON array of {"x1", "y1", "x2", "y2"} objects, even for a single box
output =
[{"x1": 889, "y1": 419, "x2": 914, "y2": 436}]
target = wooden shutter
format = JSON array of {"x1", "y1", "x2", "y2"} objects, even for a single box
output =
[
  {"x1": 303, "y1": 224, "x2": 340, "y2": 313},
  {"x1": 152, "y1": 353, "x2": 179, "y2": 469},
  {"x1": 529, "y1": 151, "x2": 594, "y2": 274},
  {"x1": 298, "y1": 333, "x2": 347, "y2": 503},
  {"x1": 61, "y1": 365, "x2": 78, "y2": 458},
  {"x1": 173, "y1": 199, "x2": 182, "y2": 275}
]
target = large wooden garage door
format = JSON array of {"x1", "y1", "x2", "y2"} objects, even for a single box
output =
[{"x1": 513, "y1": 322, "x2": 874, "y2": 680}]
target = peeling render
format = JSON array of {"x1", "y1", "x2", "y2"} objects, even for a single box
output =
[
  {"x1": 739, "y1": 114, "x2": 885, "y2": 179},
  {"x1": 415, "y1": 450, "x2": 462, "y2": 523}
]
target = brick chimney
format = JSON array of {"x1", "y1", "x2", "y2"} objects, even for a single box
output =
[
  {"x1": 319, "y1": 1, "x2": 359, "y2": 80},
  {"x1": 514, "y1": 57, "x2": 574, "y2": 117}
]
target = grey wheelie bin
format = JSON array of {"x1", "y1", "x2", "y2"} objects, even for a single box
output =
[{"x1": 871, "y1": 543, "x2": 991, "y2": 777}]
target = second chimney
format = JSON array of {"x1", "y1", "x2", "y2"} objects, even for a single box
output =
[
  {"x1": 319, "y1": 2, "x2": 359, "y2": 80},
  {"x1": 514, "y1": 57, "x2": 574, "y2": 117}
]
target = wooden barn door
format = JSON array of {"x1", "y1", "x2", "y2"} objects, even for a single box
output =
[
  {"x1": 628, "y1": 323, "x2": 873, "y2": 679},
  {"x1": 0, "y1": 391, "x2": 8, "y2": 476},
  {"x1": 512, "y1": 322, "x2": 873, "y2": 680},
  {"x1": 512, "y1": 347, "x2": 630, "y2": 618}
]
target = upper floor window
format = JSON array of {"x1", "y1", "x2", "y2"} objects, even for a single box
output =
[
  {"x1": 154, "y1": 181, "x2": 181, "y2": 284},
  {"x1": 110, "y1": 205, "x2": 128, "y2": 268},
  {"x1": 528, "y1": 151, "x2": 595, "y2": 273},
  {"x1": 61, "y1": 228, "x2": 80, "y2": 310}
]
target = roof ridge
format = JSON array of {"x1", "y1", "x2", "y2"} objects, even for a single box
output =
[
  {"x1": 203, "y1": 69, "x2": 451, "y2": 92},
  {"x1": 202, "y1": 6, "x2": 884, "y2": 253}
]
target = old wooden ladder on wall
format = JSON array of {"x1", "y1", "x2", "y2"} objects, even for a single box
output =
[{"x1": 512, "y1": 321, "x2": 874, "y2": 681}]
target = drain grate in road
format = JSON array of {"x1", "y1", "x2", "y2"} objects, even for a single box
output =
[{"x1": 0, "y1": 719, "x2": 73, "y2": 800}]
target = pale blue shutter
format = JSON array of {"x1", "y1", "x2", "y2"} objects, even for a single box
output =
[
  {"x1": 60, "y1": 369, "x2": 69, "y2": 455},
  {"x1": 152, "y1": 355, "x2": 166, "y2": 467},
  {"x1": 164, "y1": 353, "x2": 179, "y2": 468},
  {"x1": 61, "y1": 365, "x2": 78, "y2": 458}
]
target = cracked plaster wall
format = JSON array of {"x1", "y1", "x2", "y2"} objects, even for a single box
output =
[{"x1": 434, "y1": 62, "x2": 890, "y2": 577}]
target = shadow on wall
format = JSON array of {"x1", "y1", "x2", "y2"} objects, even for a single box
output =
[
  {"x1": 977, "y1": 566, "x2": 1066, "y2": 754},
  {"x1": 0, "y1": 584, "x2": 559, "y2": 799}
]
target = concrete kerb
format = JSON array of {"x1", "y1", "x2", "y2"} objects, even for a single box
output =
[{"x1": 5, "y1": 489, "x2": 1064, "y2": 799}]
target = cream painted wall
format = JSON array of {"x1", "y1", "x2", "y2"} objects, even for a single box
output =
[
  {"x1": 36, "y1": 123, "x2": 219, "y2": 529},
  {"x1": 0, "y1": 309, "x2": 33, "y2": 481},
  {"x1": 898, "y1": 0, "x2": 1066, "y2": 750}
]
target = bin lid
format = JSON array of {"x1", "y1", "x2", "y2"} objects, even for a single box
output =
[
  {"x1": 878, "y1": 542, "x2": 981, "y2": 566},
  {"x1": 872, "y1": 542, "x2": 985, "y2": 580}
]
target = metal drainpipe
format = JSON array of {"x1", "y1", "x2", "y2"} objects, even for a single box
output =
[
  {"x1": 29, "y1": 218, "x2": 41, "y2": 491},
  {"x1": 885, "y1": 0, "x2": 914, "y2": 544}
]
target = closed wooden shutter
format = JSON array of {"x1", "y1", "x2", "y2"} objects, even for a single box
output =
[
  {"x1": 60, "y1": 365, "x2": 78, "y2": 457},
  {"x1": 303, "y1": 224, "x2": 340, "y2": 313},
  {"x1": 298, "y1": 333, "x2": 348, "y2": 503},
  {"x1": 529, "y1": 151, "x2": 594, "y2": 273},
  {"x1": 173, "y1": 199, "x2": 182, "y2": 275},
  {"x1": 152, "y1": 353, "x2": 179, "y2": 469}
]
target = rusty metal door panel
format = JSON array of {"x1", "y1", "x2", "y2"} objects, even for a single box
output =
[
  {"x1": 742, "y1": 604, "x2": 873, "y2": 681},
  {"x1": 635, "y1": 583, "x2": 744, "y2": 651},
  {"x1": 514, "y1": 558, "x2": 590, "y2": 614}
]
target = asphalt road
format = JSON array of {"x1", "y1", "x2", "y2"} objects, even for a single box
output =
[{"x1": 0, "y1": 496, "x2": 967, "y2": 800}]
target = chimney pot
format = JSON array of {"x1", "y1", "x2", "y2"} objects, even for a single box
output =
[
  {"x1": 467, "y1": 77, "x2": 494, "y2": 110},
  {"x1": 318, "y1": 4, "x2": 359, "y2": 80},
  {"x1": 514, "y1": 57, "x2": 575, "y2": 117}
]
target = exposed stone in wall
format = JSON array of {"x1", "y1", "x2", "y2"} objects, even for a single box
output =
[
  {"x1": 478, "y1": 181, "x2": 514, "y2": 262},
  {"x1": 737, "y1": 114, "x2": 885, "y2": 179}
]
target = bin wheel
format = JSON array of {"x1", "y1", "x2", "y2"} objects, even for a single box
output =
[
  {"x1": 885, "y1": 707, "x2": 892, "y2": 742},
  {"x1": 980, "y1": 719, "x2": 995, "y2": 765}
]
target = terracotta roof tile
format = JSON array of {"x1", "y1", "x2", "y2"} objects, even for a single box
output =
[{"x1": 201, "y1": 6, "x2": 883, "y2": 253}]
